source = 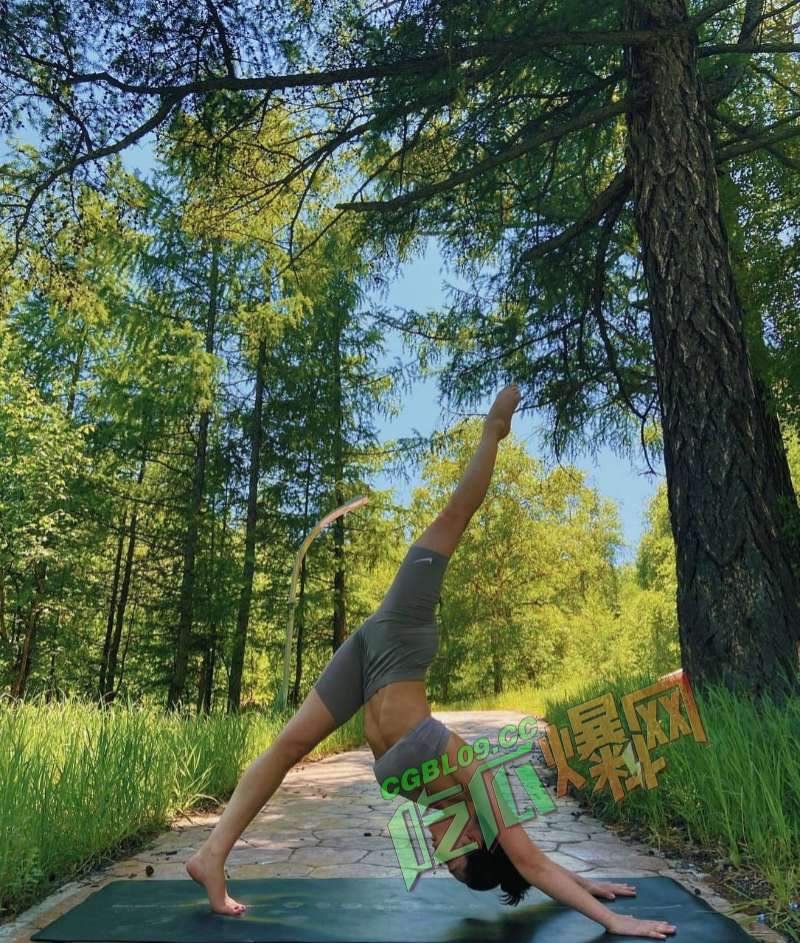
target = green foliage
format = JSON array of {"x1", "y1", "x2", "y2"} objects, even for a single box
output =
[
  {"x1": 411, "y1": 419, "x2": 682, "y2": 699},
  {"x1": 0, "y1": 327, "x2": 87, "y2": 568},
  {"x1": 407, "y1": 418, "x2": 624, "y2": 700},
  {"x1": 0, "y1": 695, "x2": 364, "y2": 917}
]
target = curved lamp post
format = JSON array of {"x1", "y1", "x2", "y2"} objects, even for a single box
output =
[{"x1": 279, "y1": 494, "x2": 369, "y2": 711}]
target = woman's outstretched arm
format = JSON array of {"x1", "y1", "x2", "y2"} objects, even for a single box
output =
[
  {"x1": 498, "y1": 827, "x2": 675, "y2": 938},
  {"x1": 446, "y1": 731, "x2": 677, "y2": 939}
]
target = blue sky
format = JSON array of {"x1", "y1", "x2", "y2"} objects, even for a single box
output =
[{"x1": 368, "y1": 241, "x2": 663, "y2": 564}]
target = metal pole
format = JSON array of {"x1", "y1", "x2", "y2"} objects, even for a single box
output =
[{"x1": 279, "y1": 495, "x2": 369, "y2": 711}]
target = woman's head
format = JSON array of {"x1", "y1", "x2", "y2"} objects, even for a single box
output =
[
  {"x1": 453, "y1": 841, "x2": 531, "y2": 905},
  {"x1": 439, "y1": 811, "x2": 531, "y2": 906}
]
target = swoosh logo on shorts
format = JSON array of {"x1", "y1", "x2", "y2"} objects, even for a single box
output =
[{"x1": 414, "y1": 557, "x2": 433, "y2": 565}]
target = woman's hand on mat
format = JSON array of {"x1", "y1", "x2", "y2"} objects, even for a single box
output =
[
  {"x1": 580, "y1": 878, "x2": 637, "y2": 900},
  {"x1": 485, "y1": 384, "x2": 522, "y2": 440},
  {"x1": 606, "y1": 914, "x2": 677, "y2": 939}
]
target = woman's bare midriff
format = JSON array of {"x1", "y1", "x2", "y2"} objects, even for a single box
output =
[{"x1": 364, "y1": 680, "x2": 431, "y2": 759}]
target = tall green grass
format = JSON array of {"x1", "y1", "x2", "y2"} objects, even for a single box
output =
[
  {"x1": 431, "y1": 677, "x2": 590, "y2": 719},
  {"x1": 540, "y1": 673, "x2": 799, "y2": 900},
  {"x1": 0, "y1": 695, "x2": 364, "y2": 919},
  {"x1": 439, "y1": 673, "x2": 800, "y2": 939}
]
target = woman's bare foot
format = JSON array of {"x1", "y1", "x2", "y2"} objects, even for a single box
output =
[
  {"x1": 485, "y1": 383, "x2": 522, "y2": 440},
  {"x1": 186, "y1": 848, "x2": 246, "y2": 915}
]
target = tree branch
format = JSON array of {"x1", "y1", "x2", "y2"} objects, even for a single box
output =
[
  {"x1": 749, "y1": 0, "x2": 800, "y2": 32},
  {"x1": 699, "y1": 40, "x2": 800, "y2": 54},
  {"x1": 517, "y1": 169, "x2": 632, "y2": 264},
  {"x1": 591, "y1": 196, "x2": 647, "y2": 423},
  {"x1": 205, "y1": 0, "x2": 237, "y2": 79},
  {"x1": 63, "y1": 29, "x2": 682, "y2": 97},
  {"x1": 702, "y1": 0, "x2": 765, "y2": 106},
  {"x1": 712, "y1": 109, "x2": 800, "y2": 170},
  {"x1": 716, "y1": 116, "x2": 800, "y2": 161},
  {"x1": 335, "y1": 97, "x2": 637, "y2": 214},
  {"x1": 689, "y1": 0, "x2": 741, "y2": 30},
  {"x1": 12, "y1": 92, "x2": 181, "y2": 260}
]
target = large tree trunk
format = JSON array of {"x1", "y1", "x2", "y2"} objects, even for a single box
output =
[
  {"x1": 168, "y1": 242, "x2": 220, "y2": 710},
  {"x1": 227, "y1": 336, "x2": 267, "y2": 713},
  {"x1": 624, "y1": 0, "x2": 800, "y2": 697}
]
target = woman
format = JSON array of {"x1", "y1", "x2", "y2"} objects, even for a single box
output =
[{"x1": 188, "y1": 384, "x2": 676, "y2": 940}]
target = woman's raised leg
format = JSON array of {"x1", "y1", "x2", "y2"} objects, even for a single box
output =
[
  {"x1": 414, "y1": 383, "x2": 521, "y2": 559},
  {"x1": 187, "y1": 689, "x2": 338, "y2": 914}
]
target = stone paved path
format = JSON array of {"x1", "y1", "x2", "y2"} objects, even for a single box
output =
[{"x1": 1, "y1": 711, "x2": 784, "y2": 942}]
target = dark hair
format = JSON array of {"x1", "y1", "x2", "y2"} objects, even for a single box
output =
[{"x1": 459, "y1": 843, "x2": 531, "y2": 906}]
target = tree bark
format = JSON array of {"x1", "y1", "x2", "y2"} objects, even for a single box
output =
[
  {"x1": 104, "y1": 458, "x2": 145, "y2": 701},
  {"x1": 11, "y1": 561, "x2": 45, "y2": 698},
  {"x1": 99, "y1": 510, "x2": 126, "y2": 700},
  {"x1": 491, "y1": 621, "x2": 503, "y2": 696},
  {"x1": 11, "y1": 607, "x2": 38, "y2": 698},
  {"x1": 331, "y1": 314, "x2": 347, "y2": 652},
  {"x1": 168, "y1": 241, "x2": 220, "y2": 711},
  {"x1": 292, "y1": 455, "x2": 312, "y2": 707},
  {"x1": 45, "y1": 647, "x2": 57, "y2": 702},
  {"x1": 624, "y1": 0, "x2": 800, "y2": 697},
  {"x1": 114, "y1": 579, "x2": 141, "y2": 698},
  {"x1": 198, "y1": 490, "x2": 222, "y2": 714},
  {"x1": 0, "y1": 570, "x2": 7, "y2": 646},
  {"x1": 227, "y1": 335, "x2": 267, "y2": 713},
  {"x1": 66, "y1": 331, "x2": 86, "y2": 420}
]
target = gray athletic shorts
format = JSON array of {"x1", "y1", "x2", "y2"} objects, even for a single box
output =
[{"x1": 313, "y1": 544, "x2": 450, "y2": 726}]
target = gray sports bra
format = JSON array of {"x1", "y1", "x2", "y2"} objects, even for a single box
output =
[{"x1": 373, "y1": 714, "x2": 453, "y2": 801}]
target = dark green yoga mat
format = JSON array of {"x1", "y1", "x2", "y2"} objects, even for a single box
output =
[{"x1": 31, "y1": 876, "x2": 757, "y2": 942}]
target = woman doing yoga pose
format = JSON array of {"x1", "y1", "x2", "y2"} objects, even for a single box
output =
[{"x1": 188, "y1": 384, "x2": 676, "y2": 940}]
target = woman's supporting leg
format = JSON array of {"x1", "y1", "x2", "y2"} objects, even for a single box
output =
[
  {"x1": 415, "y1": 384, "x2": 521, "y2": 559},
  {"x1": 187, "y1": 689, "x2": 338, "y2": 914}
]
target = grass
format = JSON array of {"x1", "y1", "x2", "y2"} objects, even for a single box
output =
[
  {"x1": 4, "y1": 675, "x2": 797, "y2": 940},
  {"x1": 437, "y1": 671, "x2": 800, "y2": 942},
  {"x1": 430, "y1": 677, "x2": 590, "y2": 718},
  {"x1": 0, "y1": 694, "x2": 364, "y2": 920}
]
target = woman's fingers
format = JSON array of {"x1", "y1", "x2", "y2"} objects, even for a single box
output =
[{"x1": 649, "y1": 922, "x2": 676, "y2": 938}]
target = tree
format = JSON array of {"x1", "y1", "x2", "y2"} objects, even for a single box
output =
[
  {"x1": 3, "y1": 0, "x2": 800, "y2": 696},
  {"x1": 237, "y1": 213, "x2": 405, "y2": 708},
  {"x1": 0, "y1": 169, "x2": 154, "y2": 700},
  {"x1": 409, "y1": 418, "x2": 623, "y2": 700},
  {"x1": 0, "y1": 327, "x2": 86, "y2": 696}
]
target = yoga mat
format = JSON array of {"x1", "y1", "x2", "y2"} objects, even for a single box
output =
[{"x1": 31, "y1": 875, "x2": 757, "y2": 942}]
